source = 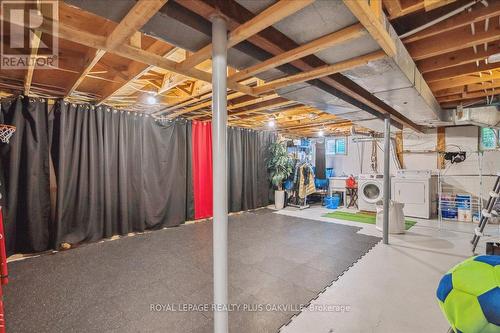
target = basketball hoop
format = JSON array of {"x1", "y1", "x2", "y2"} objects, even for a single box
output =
[{"x1": 0, "y1": 125, "x2": 16, "y2": 144}]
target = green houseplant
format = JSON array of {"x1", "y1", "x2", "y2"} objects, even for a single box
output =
[{"x1": 267, "y1": 141, "x2": 293, "y2": 209}]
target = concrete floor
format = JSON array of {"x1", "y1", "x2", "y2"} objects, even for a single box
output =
[{"x1": 278, "y1": 206, "x2": 500, "y2": 333}]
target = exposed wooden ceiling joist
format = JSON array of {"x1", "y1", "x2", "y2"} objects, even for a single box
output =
[
  {"x1": 174, "y1": 0, "x2": 421, "y2": 132},
  {"x1": 177, "y1": 0, "x2": 315, "y2": 70},
  {"x1": 24, "y1": 31, "x2": 42, "y2": 95},
  {"x1": 253, "y1": 50, "x2": 386, "y2": 95},
  {"x1": 416, "y1": 43, "x2": 500, "y2": 73},
  {"x1": 228, "y1": 23, "x2": 367, "y2": 83},
  {"x1": 429, "y1": 71, "x2": 500, "y2": 91},
  {"x1": 424, "y1": 63, "x2": 500, "y2": 83},
  {"x1": 28, "y1": 16, "x2": 254, "y2": 96},
  {"x1": 403, "y1": 1, "x2": 500, "y2": 43},
  {"x1": 436, "y1": 89, "x2": 498, "y2": 103},
  {"x1": 343, "y1": 0, "x2": 397, "y2": 56},
  {"x1": 105, "y1": 0, "x2": 168, "y2": 50},
  {"x1": 407, "y1": 20, "x2": 500, "y2": 60}
]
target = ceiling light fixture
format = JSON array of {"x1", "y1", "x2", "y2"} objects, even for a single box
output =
[
  {"x1": 268, "y1": 119, "x2": 275, "y2": 128},
  {"x1": 146, "y1": 95, "x2": 157, "y2": 105},
  {"x1": 318, "y1": 129, "x2": 324, "y2": 137}
]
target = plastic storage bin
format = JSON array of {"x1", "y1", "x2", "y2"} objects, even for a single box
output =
[{"x1": 325, "y1": 195, "x2": 340, "y2": 209}]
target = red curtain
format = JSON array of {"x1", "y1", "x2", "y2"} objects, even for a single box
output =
[{"x1": 191, "y1": 121, "x2": 213, "y2": 219}]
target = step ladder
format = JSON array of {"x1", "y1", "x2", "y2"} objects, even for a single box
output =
[{"x1": 471, "y1": 173, "x2": 500, "y2": 253}]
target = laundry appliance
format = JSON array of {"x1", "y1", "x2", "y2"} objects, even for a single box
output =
[
  {"x1": 358, "y1": 174, "x2": 384, "y2": 212},
  {"x1": 391, "y1": 170, "x2": 438, "y2": 219}
]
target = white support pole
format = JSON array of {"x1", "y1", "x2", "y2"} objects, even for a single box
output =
[
  {"x1": 211, "y1": 15, "x2": 228, "y2": 333},
  {"x1": 383, "y1": 115, "x2": 391, "y2": 245}
]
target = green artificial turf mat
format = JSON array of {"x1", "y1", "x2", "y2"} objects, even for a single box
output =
[{"x1": 323, "y1": 211, "x2": 417, "y2": 230}]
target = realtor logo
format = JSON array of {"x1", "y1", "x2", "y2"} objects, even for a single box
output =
[{"x1": 1, "y1": 0, "x2": 58, "y2": 69}]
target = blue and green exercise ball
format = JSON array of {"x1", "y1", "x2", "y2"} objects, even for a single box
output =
[{"x1": 436, "y1": 255, "x2": 500, "y2": 333}]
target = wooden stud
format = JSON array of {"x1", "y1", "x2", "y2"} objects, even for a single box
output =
[
  {"x1": 395, "y1": 131, "x2": 404, "y2": 168},
  {"x1": 437, "y1": 127, "x2": 445, "y2": 169}
]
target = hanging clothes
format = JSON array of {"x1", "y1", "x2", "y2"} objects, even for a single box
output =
[{"x1": 298, "y1": 163, "x2": 316, "y2": 199}]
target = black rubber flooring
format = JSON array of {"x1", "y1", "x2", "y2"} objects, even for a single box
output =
[{"x1": 5, "y1": 209, "x2": 380, "y2": 333}]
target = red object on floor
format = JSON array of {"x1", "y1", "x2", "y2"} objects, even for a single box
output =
[
  {"x1": 0, "y1": 208, "x2": 7, "y2": 333},
  {"x1": 192, "y1": 121, "x2": 213, "y2": 219}
]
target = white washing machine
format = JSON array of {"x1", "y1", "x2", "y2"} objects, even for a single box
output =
[
  {"x1": 358, "y1": 174, "x2": 384, "y2": 212},
  {"x1": 391, "y1": 170, "x2": 437, "y2": 219}
]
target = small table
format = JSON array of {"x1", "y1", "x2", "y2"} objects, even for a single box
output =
[{"x1": 345, "y1": 187, "x2": 358, "y2": 209}]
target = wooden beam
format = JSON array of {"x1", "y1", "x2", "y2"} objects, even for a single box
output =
[
  {"x1": 106, "y1": 0, "x2": 168, "y2": 50},
  {"x1": 424, "y1": 63, "x2": 500, "y2": 83},
  {"x1": 228, "y1": 23, "x2": 366, "y2": 83},
  {"x1": 417, "y1": 44, "x2": 500, "y2": 73},
  {"x1": 407, "y1": 20, "x2": 500, "y2": 61},
  {"x1": 34, "y1": 20, "x2": 253, "y2": 95},
  {"x1": 424, "y1": 0, "x2": 456, "y2": 11},
  {"x1": 174, "y1": 0, "x2": 421, "y2": 132},
  {"x1": 24, "y1": 31, "x2": 42, "y2": 95},
  {"x1": 230, "y1": 100, "x2": 297, "y2": 117},
  {"x1": 130, "y1": 31, "x2": 142, "y2": 48},
  {"x1": 66, "y1": 49, "x2": 106, "y2": 96},
  {"x1": 435, "y1": 80, "x2": 500, "y2": 97},
  {"x1": 343, "y1": 0, "x2": 397, "y2": 56},
  {"x1": 382, "y1": 0, "x2": 403, "y2": 19},
  {"x1": 403, "y1": 2, "x2": 500, "y2": 44},
  {"x1": 429, "y1": 71, "x2": 500, "y2": 91},
  {"x1": 395, "y1": 131, "x2": 404, "y2": 168},
  {"x1": 178, "y1": 0, "x2": 314, "y2": 70},
  {"x1": 437, "y1": 127, "x2": 445, "y2": 169},
  {"x1": 98, "y1": 41, "x2": 175, "y2": 104},
  {"x1": 436, "y1": 89, "x2": 498, "y2": 103},
  {"x1": 370, "y1": 0, "x2": 383, "y2": 19},
  {"x1": 253, "y1": 50, "x2": 386, "y2": 95}
]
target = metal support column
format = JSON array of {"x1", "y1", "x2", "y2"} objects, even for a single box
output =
[
  {"x1": 383, "y1": 115, "x2": 391, "y2": 245},
  {"x1": 211, "y1": 15, "x2": 228, "y2": 333}
]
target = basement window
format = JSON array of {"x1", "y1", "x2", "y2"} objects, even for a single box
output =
[
  {"x1": 480, "y1": 127, "x2": 499, "y2": 150},
  {"x1": 326, "y1": 137, "x2": 347, "y2": 155}
]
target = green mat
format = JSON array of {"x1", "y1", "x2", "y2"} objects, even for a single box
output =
[{"x1": 323, "y1": 211, "x2": 417, "y2": 230}]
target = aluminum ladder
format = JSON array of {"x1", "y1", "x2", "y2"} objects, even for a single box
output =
[{"x1": 471, "y1": 173, "x2": 500, "y2": 253}]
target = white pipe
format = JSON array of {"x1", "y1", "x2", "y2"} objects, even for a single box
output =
[
  {"x1": 400, "y1": 0, "x2": 478, "y2": 39},
  {"x1": 383, "y1": 115, "x2": 391, "y2": 245},
  {"x1": 211, "y1": 15, "x2": 228, "y2": 333}
]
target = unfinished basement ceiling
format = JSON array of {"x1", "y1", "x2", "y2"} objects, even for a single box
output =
[
  {"x1": 63, "y1": 0, "x2": 412, "y2": 133},
  {"x1": 2, "y1": 0, "x2": 498, "y2": 136}
]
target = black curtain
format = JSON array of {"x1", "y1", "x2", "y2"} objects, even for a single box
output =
[
  {"x1": 315, "y1": 139, "x2": 326, "y2": 179},
  {"x1": 228, "y1": 127, "x2": 275, "y2": 212},
  {"x1": 52, "y1": 102, "x2": 189, "y2": 247},
  {"x1": 0, "y1": 96, "x2": 51, "y2": 255},
  {"x1": 0, "y1": 97, "x2": 275, "y2": 253}
]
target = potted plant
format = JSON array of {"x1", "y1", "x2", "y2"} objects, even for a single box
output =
[{"x1": 267, "y1": 141, "x2": 293, "y2": 210}]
